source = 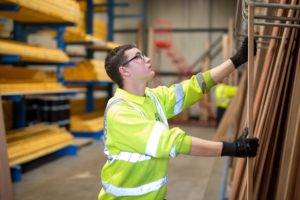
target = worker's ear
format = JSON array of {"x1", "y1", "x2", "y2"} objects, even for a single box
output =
[{"x1": 119, "y1": 66, "x2": 131, "y2": 78}]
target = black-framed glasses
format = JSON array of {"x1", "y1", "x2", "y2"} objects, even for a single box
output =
[{"x1": 122, "y1": 53, "x2": 146, "y2": 66}]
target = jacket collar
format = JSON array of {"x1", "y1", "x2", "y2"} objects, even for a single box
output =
[{"x1": 115, "y1": 88, "x2": 146, "y2": 105}]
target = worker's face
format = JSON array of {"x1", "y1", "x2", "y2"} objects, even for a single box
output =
[{"x1": 120, "y1": 48, "x2": 154, "y2": 83}]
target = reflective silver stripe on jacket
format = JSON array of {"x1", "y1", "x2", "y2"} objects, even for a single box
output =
[
  {"x1": 102, "y1": 176, "x2": 168, "y2": 197},
  {"x1": 196, "y1": 73, "x2": 207, "y2": 93},
  {"x1": 174, "y1": 83, "x2": 185, "y2": 115},
  {"x1": 145, "y1": 121, "x2": 168, "y2": 157},
  {"x1": 109, "y1": 151, "x2": 151, "y2": 162},
  {"x1": 169, "y1": 146, "x2": 177, "y2": 158}
]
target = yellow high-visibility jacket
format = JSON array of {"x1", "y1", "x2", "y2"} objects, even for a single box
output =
[
  {"x1": 215, "y1": 84, "x2": 237, "y2": 109},
  {"x1": 99, "y1": 71, "x2": 216, "y2": 200}
]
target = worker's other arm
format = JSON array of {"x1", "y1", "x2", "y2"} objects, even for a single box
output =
[
  {"x1": 209, "y1": 59, "x2": 235, "y2": 83},
  {"x1": 189, "y1": 128, "x2": 259, "y2": 157},
  {"x1": 189, "y1": 137, "x2": 223, "y2": 156}
]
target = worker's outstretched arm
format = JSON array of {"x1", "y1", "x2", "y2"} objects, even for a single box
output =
[
  {"x1": 189, "y1": 128, "x2": 259, "y2": 157},
  {"x1": 150, "y1": 37, "x2": 255, "y2": 119},
  {"x1": 150, "y1": 70, "x2": 215, "y2": 119},
  {"x1": 210, "y1": 37, "x2": 256, "y2": 83},
  {"x1": 209, "y1": 59, "x2": 235, "y2": 83}
]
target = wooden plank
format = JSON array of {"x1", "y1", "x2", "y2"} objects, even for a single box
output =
[
  {"x1": 247, "y1": 4, "x2": 255, "y2": 200},
  {"x1": 275, "y1": 39, "x2": 300, "y2": 200},
  {"x1": 9, "y1": 140, "x2": 73, "y2": 166},
  {"x1": 284, "y1": 50, "x2": 300, "y2": 200},
  {"x1": 0, "y1": 39, "x2": 69, "y2": 62},
  {"x1": 0, "y1": 88, "x2": 84, "y2": 96},
  {"x1": 252, "y1": 0, "x2": 290, "y2": 198},
  {"x1": 0, "y1": 96, "x2": 13, "y2": 200},
  {"x1": 0, "y1": 0, "x2": 81, "y2": 24},
  {"x1": 256, "y1": 1, "x2": 299, "y2": 198},
  {"x1": 228, "y1": 1, "x2": 300, "y2": 199}
]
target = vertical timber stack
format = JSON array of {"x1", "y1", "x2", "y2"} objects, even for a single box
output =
[{"x1": 214, "y1": 0, "x2": 300, "y2": 199}]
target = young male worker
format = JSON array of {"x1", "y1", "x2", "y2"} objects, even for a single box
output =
[{"x1": 99, "y1": 38, "x2": 259, "y2": 199}]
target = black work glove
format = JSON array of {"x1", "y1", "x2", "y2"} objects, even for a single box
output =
[
  {"x1": 230, "y1": 37, "x2": 257, "y2": 68},
  {"x1": 221, "y1": 128, "x2": 259, "y2": 157}
]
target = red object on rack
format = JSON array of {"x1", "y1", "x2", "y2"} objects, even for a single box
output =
[
  {"x1": 155, "y1": 41, "x2": 172, "y2": 49},
  {"x1": 152, "y1": 18, "x2": 191, "y2": 74},
  {"x1": 153, "y1": 19, "x2": 173, "y2": 49}
]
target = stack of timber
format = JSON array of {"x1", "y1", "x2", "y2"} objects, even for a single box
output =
[
  {"x1": 0, "y1": 0, "x2": 81, "y2": 24},
  {"x1": 64, "y1": 0, "x2": 87, "y2": 42},
  {"x1": 2, "y1": 100, "x2": 12, "y2": 130},
  {"x1": 6, "y1": 123, "x2": 74, "y2": 166},
  {"x1": 94, "y1": 0, "x2": 107, "y2": 13},
  {"x1": 64, "y1": 1, "x2": 107, "y2": 42},
  {"x1": 70, "y1": 112, "x2": 103, "y2": 132},
  {"x1": 214, "y1": 0, "x2": 300, "y2": 199},
  {"x1": 93, "y1": 18, "x2": 107, "y2": 40},
  {"x1": 0, "y1": 39, "x2": 69, "y2": 63},
  {"x1": 63, "y1": 59, "x2": 111, "y2": 81},
  {"x1": 0, "y1": 66, "x2": 68, "y2": 94},
  {"x1": 70, "y1": 97, "x2": 106, "y2": 115}
]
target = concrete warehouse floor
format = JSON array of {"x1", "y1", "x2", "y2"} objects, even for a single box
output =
[{"x1": 13, "y1": 126, "x2": 225, "y2": 200}]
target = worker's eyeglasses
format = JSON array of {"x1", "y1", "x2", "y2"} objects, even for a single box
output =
[{"x1": 122, "y1": 53, "x2": 146, "y2": 66}]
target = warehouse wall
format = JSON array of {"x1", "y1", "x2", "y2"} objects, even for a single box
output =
[{"x1": 113, "y1": 0, "x2": 236, "y2": 74}]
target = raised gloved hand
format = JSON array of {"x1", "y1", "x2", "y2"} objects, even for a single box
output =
[
  {"x1": 221, "y1": 128, "x2": 259, "y2": 157},
  {"x1": 230, "y1": 37, "x2": 257, "y2": 68}
]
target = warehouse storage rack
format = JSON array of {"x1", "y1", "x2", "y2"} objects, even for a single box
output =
[
  {"x1": 0, "y1": 1, "x2": 86, "y2": 183},
  {"x1": 64, "y1": 0, "x2": 114, "y2": 140},
  {"x1": 64, "y1": 0, "x2": 147, "y2": 139}
]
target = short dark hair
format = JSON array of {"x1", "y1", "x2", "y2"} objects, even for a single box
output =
[{"x1": 105, "y1": 44, "x2": 135, "y2": 88}]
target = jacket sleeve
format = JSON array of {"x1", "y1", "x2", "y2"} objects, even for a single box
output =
[
  {"x1": 105, "y1": 103, "x2": 192, "y2": 158},
  {"x1": 150, "y1": 70, "x2": 216, "y2": 119}
]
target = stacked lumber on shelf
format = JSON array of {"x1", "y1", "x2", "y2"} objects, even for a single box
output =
[
  {"x1": 70, "y1": 112, "x2": 103, "y2": 132},
  {"x1": 63, "y1": 59, "x2": 111, "y2": 81},
  {"x1": 64, "y1": 1, "x2": 86, "y2": 42},
  {"x1": 0, "y1": 0, "x2": 81, "y2": 24},
  {"x1": 2, "y1": 100, "x2": 12, "y2": 130},
  {"x1": 6, "y1": 123, "x2": 74, "y2": 166},
  {"x1": 215, "y1": 1, "x2": 300, "y2": 199},
  {"x1": 64, "y1": 1, "x2": 107, "y2": 42},
  {"x1": 94, "y1": 0, "x2": 107, "y2": 13},
  {"x1": 94, "y1": 18, "x2": 107, "y2": 40},
  {"x1": 70, "y1": 97, "x2": 106, "y2": 115},
  {"x1": 0, "y1": 39, "x2": 69, "y2": 62},
  {"x1": 0, "y1": 66, "x2": 67, "y2": 93}
]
